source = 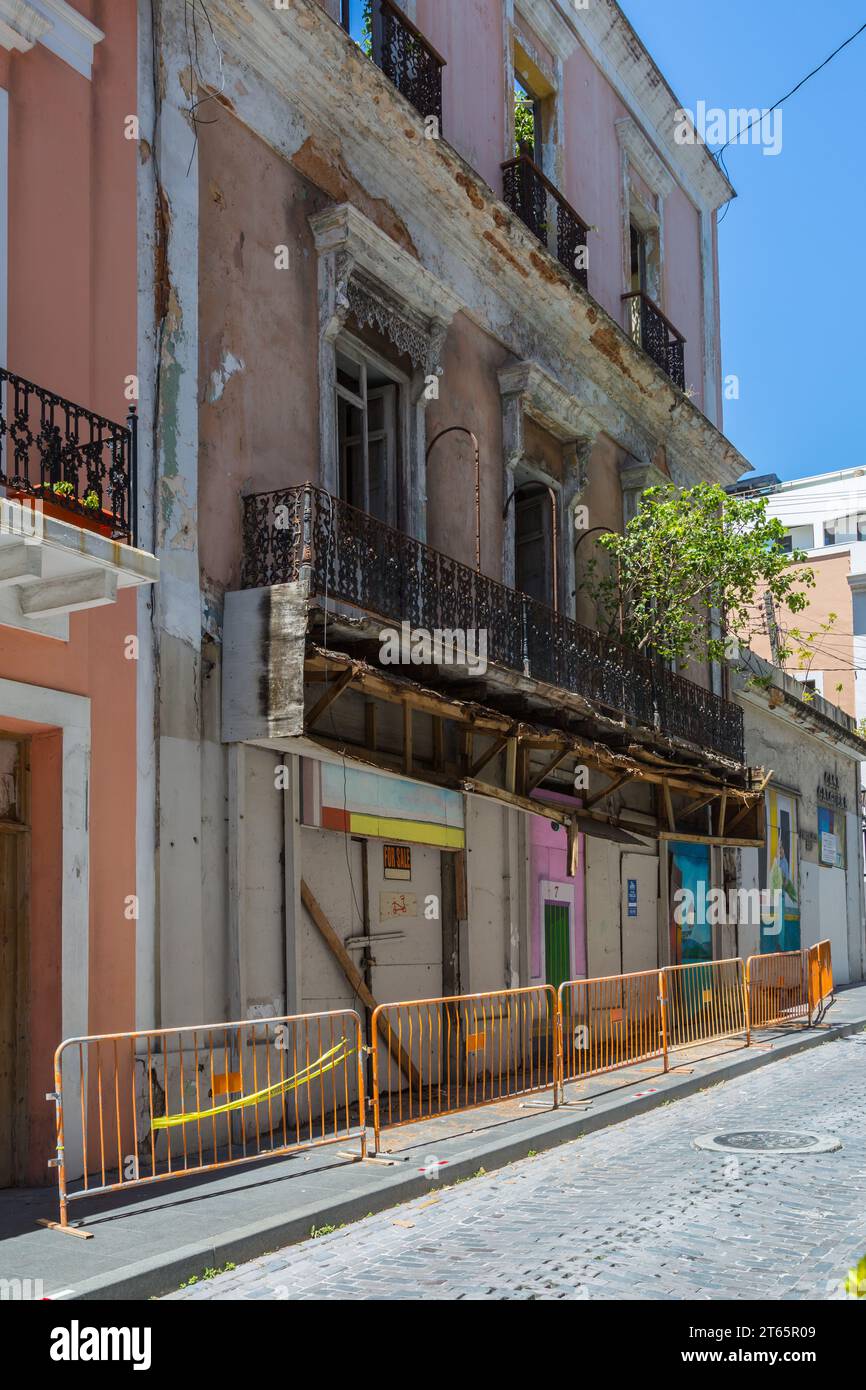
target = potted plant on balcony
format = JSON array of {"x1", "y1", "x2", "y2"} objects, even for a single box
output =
[{"x1": 4, "y1": 479, "x2": 117, "y2": 537}]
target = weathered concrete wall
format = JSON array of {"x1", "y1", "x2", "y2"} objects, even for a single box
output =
[
  {"x1": 426, "y1": 315, "x2": 511, "y2": 577},
  {"x1": 198, "y1": 112, "x2": 330, "y2": 593}
]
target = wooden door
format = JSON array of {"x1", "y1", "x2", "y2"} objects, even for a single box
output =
[{"x1": 0, "y1": 736, "x2": 30, "y2": 1187}]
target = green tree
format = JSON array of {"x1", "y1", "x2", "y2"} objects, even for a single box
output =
[
  {"x1": 583, "y1": 481, "x2": 815, "y2": 668},
  {"x1": 515, "y1": 89, "x2": 535, "y2": 155}
]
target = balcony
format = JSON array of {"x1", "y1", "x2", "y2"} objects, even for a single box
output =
[
  {"x1": 501, "y1": 152, "x2": 589, "y2": 291},
  {"x1": 240, "y1": 485, "x2": 745, "y2": 764},
  {"x1": 1, "y1": 367, "x2": 135, "y2": 542},
  {"x1": 622, "y1": 291, "x2": 686, "y2": 390},
  {"x1": 0, "y1": 368, "x2": 157, "y2": 634},
  {"x1": 348, "y1": 0, "x2": 445, "y2": 132}
]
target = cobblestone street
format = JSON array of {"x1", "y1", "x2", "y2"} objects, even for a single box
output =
[{"x1": 167, "y1": 1032, "x2": 866, "y2": 1301}]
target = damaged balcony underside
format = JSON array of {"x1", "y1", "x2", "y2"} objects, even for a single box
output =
[
  {"x1": 220, "y1": 578, "x2": 764, "y2": 850},
  {"x1": 305, "y1": 600, "x2": 746, "y2": 776},
  {"x1": 297, "y1": 643, "x2": 766, "y2": 851}
]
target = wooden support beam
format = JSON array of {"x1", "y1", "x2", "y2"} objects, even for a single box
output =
[
  {"x1": 468, "y1": 733, "x2": 510, "y2": 779},
  {"x1": 659, "y1": 831, "x2": 763, "y2": 848},
  {"x1": 525, "y1": 745, "x2": 571, "y2": 796},
  {"x1": 304, "y1": 666, "x2": 355, "y2": 732},
  {"x1": 726, "y1": 799, "x2": 760, "y2": 835},
  {"x1": 403, "y1": 700, "x2": 413, "y2": 774},
  {"x1": 432, "y1": 715, "x2": 444, "y2": 771},
  {"x1": 583, "y1": 772, "x2": 632, "y2": 810},
  {"x1": 300, "y1": 880, "x2": 422, "y2": 1091},
  {"x1": 567, "y1": 816, "x2": 579, "y2": 876},
  {"x1": 505, "y1": 736, "x2": 518, "y2": 794},
  {"x1": 662, "y1": 779, "x2": 676, "y2": 833},
  {"x1": 718, "y1": 791, "x2": 728, "y2": 838},
  {"x1": 678, "y1": 793, "x2": 719, "y2": 821},
  {"x1": 365, "y1": 699, "x2": 377, "y2": 752},
  {"x1": 460, "y1": 728, "x2": 473, "y2": 774}
]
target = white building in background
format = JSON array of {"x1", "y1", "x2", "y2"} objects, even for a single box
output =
[{"x1": 730, "y1": 467, "x2": 866, "y2": 741}]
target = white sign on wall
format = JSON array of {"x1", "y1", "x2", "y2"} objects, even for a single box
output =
[{"x1": 820, "y1": 831, "x2": 839, "y2": 867}]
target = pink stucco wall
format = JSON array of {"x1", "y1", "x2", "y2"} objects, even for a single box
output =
[
  {"x1": 528, "y1": 791, "x2": 586, "y2": 984},
  {"x1": 0, "y1": 1, "x2": 139, "y2": 1180},
  {"x1": 417, "y1": 1, "x2": 717, "y2": 415},
  {"x1": 417, "y1": 0, "x2": 507, "y2": 193}
]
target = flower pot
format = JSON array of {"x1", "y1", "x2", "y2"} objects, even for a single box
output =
[{"x1": 4, "y1": 487, "x2": 117, "y2": 538}]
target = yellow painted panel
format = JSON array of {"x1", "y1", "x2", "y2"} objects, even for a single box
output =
[{"x1": 349, "y1": 814, "x2": 464, "y2": 850}]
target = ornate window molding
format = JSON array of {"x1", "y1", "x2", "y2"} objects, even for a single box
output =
[
  {"x1": 310, "y1": 203, "x2": 460, "y2": 539},
  {"x1": 499, "y1": 359, "x2": 594, "y2": 603},
  {"x1": 345, "y1": 274, "x2": 432, "y2": 371},
  {"x1": 616, "y1": 118, "x2": 674, "y2": 201},
  {"x1": 515, "y1": 0, "x2": 578, "y2": 64},
  {"x1": 311, "y1": 203, "x2": 458, "y2": 374}
]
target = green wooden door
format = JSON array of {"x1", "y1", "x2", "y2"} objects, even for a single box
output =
[{"x1": 544, "y1": 900, "x2": 571, "y2": 992}]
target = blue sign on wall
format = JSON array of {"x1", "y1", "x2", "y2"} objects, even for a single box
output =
[{"x1": 627, "y1": 878, "x2": 638, "y2": 918}]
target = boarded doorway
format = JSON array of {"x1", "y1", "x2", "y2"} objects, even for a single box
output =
[{"x1": 0, "y1": 735, "x2": 30, "y2": 1187}]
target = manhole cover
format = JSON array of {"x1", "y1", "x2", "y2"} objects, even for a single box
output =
[{"x1": 693, "y1": 1130, "x2": 841, "y2": 1155}]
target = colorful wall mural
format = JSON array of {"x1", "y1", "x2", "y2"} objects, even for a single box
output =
[
  {"x1": 759, "y1": 789, "x2": 800, "y2": 953},
  {"x1": 668, "y1": 841, "x2": 711, "y2": 963},
  {"x1": 301, "y1": 759, "x2": 465, "y2": 849}
]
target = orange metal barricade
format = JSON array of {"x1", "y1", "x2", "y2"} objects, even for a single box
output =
[
  {"x1": 559, "y1": 970, "x2": 666, "y2": 1082},
  {"x1": 663, "y1": 957, "x2": 748, "y2": 1052},
  {"x1": 49, "y1": 1009, "x2": 366, "y2": 1228},
  {"x1": 746, "y1": 950, "x2": 809, "y2": 1030},
  {"x1": 807, "y1": 940, "x2": 834, "y2": 1017},
  {"x1": 370, "y1": 986, "x2": 558, "y2": 1151}
]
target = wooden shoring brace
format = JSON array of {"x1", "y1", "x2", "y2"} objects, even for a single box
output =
[
  {"x1": 300, "y1": 880, "x2": 422, "y2": 1091},
  {"x1": 402, "y1": 700, "x2": 413, "y2": 774},
  {"x1": 468, "y1": 732, "x2": 511, "y2": 780},
  {"x1": 567, "y1": 816, "x2": 579, "y2": 876},
  {"x1": 525, "y1": 745, "x2": 571, "y2": 796},
  {"x1": 304, "y1": 666, "x2": 355, "y2": 733},
  {"x1": 582, "y1": 771, "x2": 633, "y2": 810},
  {"x1": 662, "y1": 779, "x2": 677, "y2": 833}
]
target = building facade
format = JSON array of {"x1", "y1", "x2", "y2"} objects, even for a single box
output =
[
  {"x1": 4, "y1": 0, "x2": 863, "y2": 1192},
  {"x1": 0, "y1": 0, "x2": 158, "y2": 1186},
  {"x1": 730, "y1": 467, "x2": 866, "y2": 735},
  {"x1": 732, "y1": 656, "x2": 865, "y2": 986},
  {"x1": 138, "y1": 0, "x2": 773, "y2": 1061}
]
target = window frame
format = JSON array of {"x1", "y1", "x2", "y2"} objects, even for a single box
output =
[{"x1": 334, "y1": 331, "x2": 407, "y2": 530}]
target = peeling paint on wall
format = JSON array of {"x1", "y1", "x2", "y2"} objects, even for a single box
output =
[{"x1": 207, "y1": 350, "x2": 245, "y2": 403}]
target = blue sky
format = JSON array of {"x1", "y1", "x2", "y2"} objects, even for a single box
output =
[{"x1": 620, "y1": 0, "x2": 864, "y2": 483}]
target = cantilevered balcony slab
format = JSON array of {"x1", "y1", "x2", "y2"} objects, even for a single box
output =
[{"x1": 0, "y1": 502, "x2": 158, "y2": 638}]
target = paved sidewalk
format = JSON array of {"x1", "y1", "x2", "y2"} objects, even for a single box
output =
[
  {"x1": 1, "y1": 985, "x2": 863, "y2": 1300},
  {"x1": 166, "y1": 1031, "x2": 866, "y2": 1301}
]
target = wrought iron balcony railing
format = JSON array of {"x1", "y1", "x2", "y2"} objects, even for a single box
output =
[
  {"x1": 622, "y1": 290, "x2": 686, "y2": 390},
  {"x1": 346, "y1": 0, "x2": 445, "y2": 131},
  {"x1": 241, "y1": 485, "x2": 744, "y2": 763},
  {"x1": 501, "y1": 152, "x2": 590, "y2": 291},
  {"x1": 0, "y1": 367, "x2": 136, "y2": 544}
]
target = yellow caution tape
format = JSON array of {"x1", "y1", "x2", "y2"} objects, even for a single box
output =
[{"x1": 152, "y1": 1040, "x2": 353, "y2": 1130}]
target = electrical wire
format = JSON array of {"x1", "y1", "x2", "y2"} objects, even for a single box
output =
[{"x1": 715, "y1": 18, "x2": 866, "y2": 223}]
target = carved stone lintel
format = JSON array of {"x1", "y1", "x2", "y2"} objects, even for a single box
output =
[{"x1": 346, "y1": 275, "x2": 431, "y2": 369}]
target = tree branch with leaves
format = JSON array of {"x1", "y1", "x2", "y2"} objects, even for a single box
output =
[{"x1": 581, "y1": 482, "x2": 815, "y2": 669}]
